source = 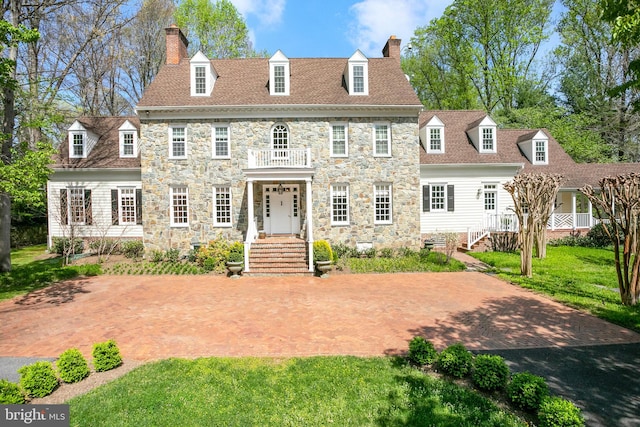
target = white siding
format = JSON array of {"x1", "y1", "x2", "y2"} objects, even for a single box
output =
[
  {"x1": 47, "y1": 170, "x2": 143, "y2": 246},
  {"x1": 420, "y1": 165, "x2": 521, "y2": 234}
]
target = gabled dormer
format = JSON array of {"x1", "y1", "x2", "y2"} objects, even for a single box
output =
[
  {"x1": 190, "y1": 51, "x2": 216, "y2": 96},
  {"x1": 68, "y1": 121, "x2": 98, "y2": 159},
  {"x1": 467, "y1": 116, "x2": 497, "y2": 153},
  {"x1": 119, "y1": 120, "x2": 139, "y2": 158},
  {"x1": 345, "y1": 50, "x2": 369, "y2": 95},
  {"x1": 518, "y1": 130, "x2": 549, "y2": 165},
  {"x1": 269, "y1": 50, "x2": 290, "y2": 96},
  {"x1": 419, "y1": 115, "x2": 445, "y2": 154}
]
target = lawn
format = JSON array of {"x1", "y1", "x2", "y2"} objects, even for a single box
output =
[
  {"x1": 346, "y1": 250, "x2": 466, "y2": 273},
  {"x1": 0, "y1": 245, "x2": 101, "y2": 301},
  {"x1": 471, "y1": 246, "x2": 640, "y2": 332},
  {"x1": 70, "y1": 356, "x2": 526, "y2": 427}
]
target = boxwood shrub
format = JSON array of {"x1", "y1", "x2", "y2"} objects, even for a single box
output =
[
  {"x1": 507, "y1": 372, "x2": 549, "y2": 411},
  {"x1": 537, "y1": 396, "x2": 584, "y2": 427},
  {"x1": 121, "y1": 240, "x2": 144, "y2": 259},
  {"x1": 472, "y1": 354, "x2": 510, "y2": 391},
  {"x1": 436, "y1": 342, "x2": 473, "y2": 378},
  {"x1": 18, "y1": 361, "x2": 58, "y2": 398},
  {"x1": 92, "y1": 340, "x2": 123, "y2": 372},
  {"x1": 0, "y1": 379, "x2": 25, "y2": 404},
  {"x1": 57, "y1": 348, "x2": 90, "y2": 383},
  {"x1": 407, "y1": 336, "x2": 437, "y2": 366}
]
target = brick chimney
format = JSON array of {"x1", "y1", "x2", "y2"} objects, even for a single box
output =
[
  {"x1": 382, "y1": 35, "x2": 401, "y2": 64},
  {"x1": 165, "y1": 24, "x2": 189, "y2": 65}
]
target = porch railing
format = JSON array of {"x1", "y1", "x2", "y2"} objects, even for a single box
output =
[
  {"x1": 247, "y1": 148, "x2": 311, "y2": 168},
  {"x1": 484, "y1": 213, "x2": 597, "y2": 232}
]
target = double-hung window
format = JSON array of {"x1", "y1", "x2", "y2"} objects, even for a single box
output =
[
  {"x1": 535, "y1": 140, "x2": 546, "y2": 163},
  {"x1": 121, "y1": 132, "x2": 135, "y2": 157},
  {"x1": 169, "y1": 126, "x2": 187, "y2": 159},
  {"x1": 213, "y1": 125, "x2": 230, "y2": 158},
  {"x1": 373, "y1": 123, "x2": 391, "y2": 156},
  {"x1": 70, "y1": 132, "x2": 85, "y2": 158},
  {"x1": 118, "y1": 188, "x2": 137, "y2": 225},
  {"x1": 194, "y1": 66, "x2": 206, "y2": 94},
  {"x1": 483, "y1": 184, "x2": 497, "y2": 212},
  {"x1": 331, "y1": 184, "x2": 349, "y2": 225},
  {"x1": 429, "y1": 128, "x2": 442, "y2": 152},
  {"x1": 431, "y1": 185, "x2": 446, "y2": 211},
  {"x1": 214, "y1": 186, "x2": 232, "y2": 227},
  {"x1": 273, "y1": 65, "x2": 285, "y2": 94},
  {"x1": 330, "y1": 124, "x2": 348, "y2": 157},
  {"x1": 170, "y1": 186, "x2": 189, "y2": 226},
  {"x1": 374, "y1": 184, "x2": 392, "y2": 224},
  {"x1": 481, "y1": 127, "x2": 494, "y2": 152},
  {"x1": 353, "y1": 65, "x2": 364, "y2": 93}
]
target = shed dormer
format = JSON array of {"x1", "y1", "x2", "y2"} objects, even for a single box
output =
[
  {"x1": 518, "y1": 130, "x2": 549, "y2": 165},
  {"x1": 345, "y1": 50, "x2": 369, "y2": 95},
  {"x1": 190, "y1": 51, "x2": 216, "y2": 96},
  {"x1": 119, "y1": 120, "x2": 139, "y2": 158},
  {"x1": 269, "y1": 50, "x2": 290, "y2": 96},
  {"x1": 467, "y1": 116, "x2": 497, "y2": 153},
  {"x1": 420, "y1": 115, "x2": 445, "y2": 153},
  {"x1": 68, "y1": 121, "x2": 98, "y2": 159}
]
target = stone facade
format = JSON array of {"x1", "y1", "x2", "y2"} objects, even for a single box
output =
[{"x1": 141, "y1": 116, "x2": 421, "y2": 252}]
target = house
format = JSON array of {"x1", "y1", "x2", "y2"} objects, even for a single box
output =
[{"x1": 48, "y1": 25, "x2": 638, "y2": 272}]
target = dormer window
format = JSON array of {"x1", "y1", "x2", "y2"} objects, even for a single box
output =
[
  {"x1": 518, "y1": 130, "x2": 549, "y2": 165},
  {"x1": 466, "y1": 116, "x2": 497, "y2": 153},
  {"x1": 346, "y1": 50, "x2": 369, "y2": 95},
  {"x1": 119, "y1": 120, "x2": 138, "y2": 158},
  {"x1": 70, "y1": 132, "x2": 85, "y2": 158},
  {"x1": 190, "y1": 51, "x2": 215, "y2": 96},
  {"x1": 269, "y1": 50, "x2": 290, "y2": 96},
  {"x1": 535, "y1": 140, "x2": 547, "y2": 163},
  {"x1": 423, "y1": 115, "x2": 445, "y2": 153},
  {"x1": 481, "y1": 127, "x2": 494, "y2": 151}
]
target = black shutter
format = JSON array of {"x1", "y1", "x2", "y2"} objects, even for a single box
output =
[
  {"x1": 422, "y1": 185, "x2": 430, "y2": 212},
  {"x1": 136, "y1": 189, "x2": 142, "y2": 225},
  {"x1": 111, "y1": 189, "x2": 119, "y2": 225},
  {"x1": 447, "y1": 185, "x2": 455, "y2": 212},
  {"x1": 60, "y1": 189, "x2": 68, "y2": 225},
  {"x1": 84, "y1": 189, "x2": 93, "y2": 224}
]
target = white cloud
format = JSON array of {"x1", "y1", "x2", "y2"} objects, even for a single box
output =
[
  {"x1": 232, "y1": 0, "x2": 286, "y2": 26},
  {"x1": 348, "y1": 0, "x2": 452, "y2": 56}
]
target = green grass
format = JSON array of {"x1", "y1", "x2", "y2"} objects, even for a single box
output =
[
  {"x1": 70, "y1": 356, "x2": 525, "y2": 427},
  {"x1": 471, "y1": 246, "x2": 640, "y2": 332},
  {"x1": 0, "y1": 245, "x2": 101, "y2": 301},
  {"x1": 348, "y1": 251, "x2": 466, "y2": 273},
  {"x1": 103, "y1": 261, "x2": 207, "y2": 275}
]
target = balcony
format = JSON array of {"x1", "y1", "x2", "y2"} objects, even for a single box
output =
[{"x1": 247, "y1": 148, "x2": 311, "y2": 169}]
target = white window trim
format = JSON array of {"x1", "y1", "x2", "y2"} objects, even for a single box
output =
[
  {"x1": 69, "y1": 131, "x2": 86, "y2": 158},
  {"x1": 533, "y1": 139, "x2": 548, "y2": 165},
  {"x1": 426, "y1": 126, "x2": 445, "y2": 154},
  {"x1": 373, "y1": 183, "x2": 393, "y2": 225},
  {"x1": 479, "y1": 126, "x2": 496, "y2": 153},
  {"x1": 118, "y1": 187, "x2": 137, "y2": 225},
  {"x1": 190, "y1": 52, "x2": 214, "y2": 96},
  {"x1": 119, "y1": 130, "x2": 138, "y2": 158},
  {"x1": 212, "y1": 124, "x2": 231, "y2": 159},
  {"x1": 269, "y1": 50, "x2": 290, "y2": 96},
  {"x1": 213, "y1": 186, "x2": 233, "y2": 227},
  {"x1": 170, "y1": 186, "x2": 189, "y2": 227},
  {"x1": 430, "y1": 183, "x2": 447, "y2": 212},
  {"x1": 330, "y1": 183, "x2": 350, "y2": 226},
  {"x1": 373, "y1": 123, "x2": 391, "y2": 157},
  {"x1": 347, "y1": 51, "x2": 369, "y2": 96},
  {"x1": 482, "y1": 183, "x2": 498, "y2": 212},
  {"x1": 330, "y1": 122, "x2": 349, "y2": 158},
  {"x1": 67, "y1": 187, "x2": 87, "y2": 225},
  {"x1": 169, "y1": 125, "x2": 187, "y2": 159}
]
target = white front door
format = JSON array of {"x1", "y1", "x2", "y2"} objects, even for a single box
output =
[
  {"x1": 271, "y1": 192, "x2": 292, "y2": 234},
  {"x1": 263, "y1": 185, "x2": 300, "y2": 235}
]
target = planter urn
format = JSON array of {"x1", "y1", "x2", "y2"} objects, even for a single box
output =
[
  {"x1": 226, "y1": 261, "x2": 243, "y2": 278},
  {"x1": 315, "y1": 260, "x2": 332, "y2": 278}
]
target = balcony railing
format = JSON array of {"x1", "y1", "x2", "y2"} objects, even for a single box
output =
[{"x1": 247, "y1": 148, "x2": 311, "y2": 168}]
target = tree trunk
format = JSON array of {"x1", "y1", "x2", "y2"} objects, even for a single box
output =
[
  {"x1": 0, "y1": 194, "x2": 11, "y2": 272},
  {"x1": 534, "y1": 224, "x2": 547, "y2": 259}
]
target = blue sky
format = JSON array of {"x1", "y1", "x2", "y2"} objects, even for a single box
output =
[{"x1": 231, "y1": 0, "x2": 454, "y2": 58}]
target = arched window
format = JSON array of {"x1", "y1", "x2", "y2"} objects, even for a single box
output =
[{"x1": 271, "y1": 124, "x2": 289, "y2": 159}]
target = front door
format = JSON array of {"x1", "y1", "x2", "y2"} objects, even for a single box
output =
[{"x1": 263, "y1": 185, "x2": 300, "y2": 235}]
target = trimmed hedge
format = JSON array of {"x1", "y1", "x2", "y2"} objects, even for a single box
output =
[
  {"x1": 407, "y1": 336, "x2": 437, "y2": 366},
  {"x1": 436, "y1": 343, "x2": 473, "y2": 378},
  {"x1": 92, "y1": 340, "x2": 123, "y2": 372},
  {"x1": 507, "y1": 372, "x2": 549, "y2": 411},
  {"x1": 18, "y1": 361, "x2": 58, "y2": 398},
  {"x1": 538, "y1": 396, "x2": 584, "y2": 427},
  {"x1": 472, "y1": 354, "x2": 509, "y2": 391},
  {"x1": 57, "y1": 348, "x2": 90, "y2": 383},
  {"x1": 0, "y1": 379, "x2": 25, "y2": 404}
]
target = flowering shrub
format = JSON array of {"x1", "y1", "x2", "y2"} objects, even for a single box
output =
[{"x1": 196, "y1": 236, "x2": 231, "y2": 273}]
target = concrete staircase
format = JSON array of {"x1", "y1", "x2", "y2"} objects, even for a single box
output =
[{"x1": 248, "y1": 237, "x2": 311, "y2": 275}]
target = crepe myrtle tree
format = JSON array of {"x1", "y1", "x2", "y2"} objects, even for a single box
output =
[
  {"x1": 581, "y1": 173, "x2": 640, "y2": 306},
  {"x1": 504, "y1": 173, "x2": 564, "y2": 277}
]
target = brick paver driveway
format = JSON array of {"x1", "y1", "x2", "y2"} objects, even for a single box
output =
[{"x1": 1, "y1": 272, "x2": 639, "y2": 361}]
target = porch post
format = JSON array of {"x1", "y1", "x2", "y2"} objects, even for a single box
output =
[
  {"x1": 572, "y1": 192, "x2": 577, "y2": 230},
  {"x1": 306, "y1": 178, "x2": 314, "y2": 272},
  {"x1": 244, "y1": 179, "x2": 255, "y2": 272},
  {"x1": 588, "y1": 200, "x2": 593, "y2": 227}
]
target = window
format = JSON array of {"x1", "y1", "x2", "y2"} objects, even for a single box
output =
[
  {"x1": 374, "y1": 123, "x2": 391, "y2": 156},
  {"x1": 269, "y1": 51, "x2": 290, "y2": 96},
  {"x1": 331, "y1": 184, "x2": 349, "y2": 225},
  {"x1": 429, "y1": 128, "x2": 442, "y2": 152},
  {"x1": 484, "y1": 184, "x2": 497, "y2": 212},
  {"x1": 195, "y1": 66, "x2": 206, "y2": 94},
  {"x1": 272, "y1": 124, "x2": 289, "y2": 159},
  {"x1": 169, "y1": 126, "x2": 186, "y2": 159},
  {"x1": 330, "y1": 124, "x2": 348, "y2": 157},
  {"x1": 535, "y1": 140, "x2": 546, "y2": 163},
  {"x1": 431, "y1": 185, "x2": 445, "y2": 211},
  {"x1": 213, "y1": 125, "x2": 230, "y2": 158},
  {"x1": 347, "y1": 51, "x2": 368, "y2": 95},
  {"x1": 422, "y1": 184, "x2": 454, "y2": 212},
  {"x1": 170, "y1": 186, "x2": 189, "y2": 226},
  {"x1": 481, "y1": 127, "x2": 494, "y2": 152},
  {"x1": 70, "y1": 132, "x2": 85, "y2": 158},
  {"x1": 353, "y1": 65, "x2": 364, "y2": 93},
  {"x1": 119, "y1": 188, "x2": 136, "y2": 224},
  {"x1": 214, "y1": 186, "x2": 232, "y2": 227},
  {"x1": 374, "y1": 184, "x2": 392, "y2": 224},
  {"x1": 274, "y1": 65, "x2": 285, "y2": 93},
  {"x1": 60, "y1": 188, "x2": 92, "y2": 225},
  {"x1": 119, "y1": 132, "x2": 135, "y2": 157}
]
